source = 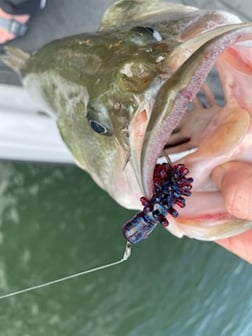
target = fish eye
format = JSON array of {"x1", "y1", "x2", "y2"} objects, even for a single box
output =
[
  {"x1": 144, "y1": 27, "x2": 162, "y2": 42},
  {"x1": 129, "y1": 26, "x2": 162, "y2": 45},
  {"x1": 88, "y1": 120, "x2": 110, "y2": 135},
  {"x1": 86, "y1": 101, "x2": 113, "y2": 136}
]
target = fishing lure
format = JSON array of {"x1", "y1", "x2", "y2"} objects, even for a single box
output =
[
  {"x1": 122, "y1": 162, "x2": 193, "y2": 243},
  {"x1": 0, "y1": 162, "x2": 192, "y2": 300}
]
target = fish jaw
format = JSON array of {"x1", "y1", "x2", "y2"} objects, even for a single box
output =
[
  {"x1": 2, "y1": 2, "x2": 252, "y2": 240},
  {"x1": 139, "y1": 23, "x2": 252, "y2": 240}
]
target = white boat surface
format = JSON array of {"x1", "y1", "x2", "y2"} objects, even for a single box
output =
[{"x1": 0, "y1": 84, "x2": 74, "y2": 164}]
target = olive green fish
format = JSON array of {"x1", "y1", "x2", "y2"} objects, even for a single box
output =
[{"x1": 2, "y1": 0, "x2": 252, "y2": 240}]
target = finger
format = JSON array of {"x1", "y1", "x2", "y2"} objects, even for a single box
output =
[
  {"x1": 216, "y1": 229, "x2": 252, "y2": 264},
  {"x1": 212, "y1": 161, "x2": 252, "y2": 220}
]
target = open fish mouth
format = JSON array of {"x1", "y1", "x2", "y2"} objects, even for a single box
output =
[
  {"x1": 158, "y1": 75, "x2": 222, "y2": 166},
  {"x1": 137, "y1": 23, "x2": 252, "y2": 239},
  {"x1": 1, "y1": 2, "x2": 252, "y2": 242}
]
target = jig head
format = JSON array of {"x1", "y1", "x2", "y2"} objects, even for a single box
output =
[{"x1": 122, "y1": 162, "x2": 193, "y2": 243}]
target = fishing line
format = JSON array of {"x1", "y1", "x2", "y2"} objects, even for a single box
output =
[{"x1": 0, "y1": 242, "x2": 131, "y2": 300}]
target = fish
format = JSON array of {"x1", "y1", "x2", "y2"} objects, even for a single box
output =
[{"x1": 1, "y1": 0, "x2": 252, "y2": 241}]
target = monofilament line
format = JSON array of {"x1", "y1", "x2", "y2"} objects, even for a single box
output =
[{"x1": 0, "y1": 242, "x2": 131, "y2": 300}]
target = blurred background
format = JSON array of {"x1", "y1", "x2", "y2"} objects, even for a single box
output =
[{"x1": 0, "y1": 1, "x2": 252, "y2": 335}]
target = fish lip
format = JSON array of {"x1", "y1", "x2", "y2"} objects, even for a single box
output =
[{"x1": 139, "y1": 23, "x2": 252, "y2": 198}]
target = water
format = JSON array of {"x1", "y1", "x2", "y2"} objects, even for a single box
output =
[{"x1": 0, "y1": 162, "x2": 251, "y2": 336}]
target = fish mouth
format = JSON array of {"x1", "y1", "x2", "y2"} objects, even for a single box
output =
[
  {"x1": 140, "y1": 23, "x2": 252, "y2": 197},
  {"x1": 135, "y1": 23, "x2": 252, "y2": 239}
]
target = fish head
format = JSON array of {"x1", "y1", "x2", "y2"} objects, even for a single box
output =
[
  {"x1": 23, "y1": 28, "x2": 179, "y2": 208},
  {"x1": 2, "y1": 0, "x2": 252, "y2": 240}
]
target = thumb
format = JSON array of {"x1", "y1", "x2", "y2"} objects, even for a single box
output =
[{"x1": 212, "y1": 161, "x2": 252, "y2": 220}]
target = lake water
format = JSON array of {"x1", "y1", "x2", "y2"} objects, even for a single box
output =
[{"x1": 0, "y1": 162, "x2": 251, "y2": 336}]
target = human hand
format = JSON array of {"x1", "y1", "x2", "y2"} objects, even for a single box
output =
[
  {"x1": 212, "y1": 162, "x2": 252, "y2": 263},
  {"x1": 0, "y1": 8, "x2": 29, "y2": 44}
]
